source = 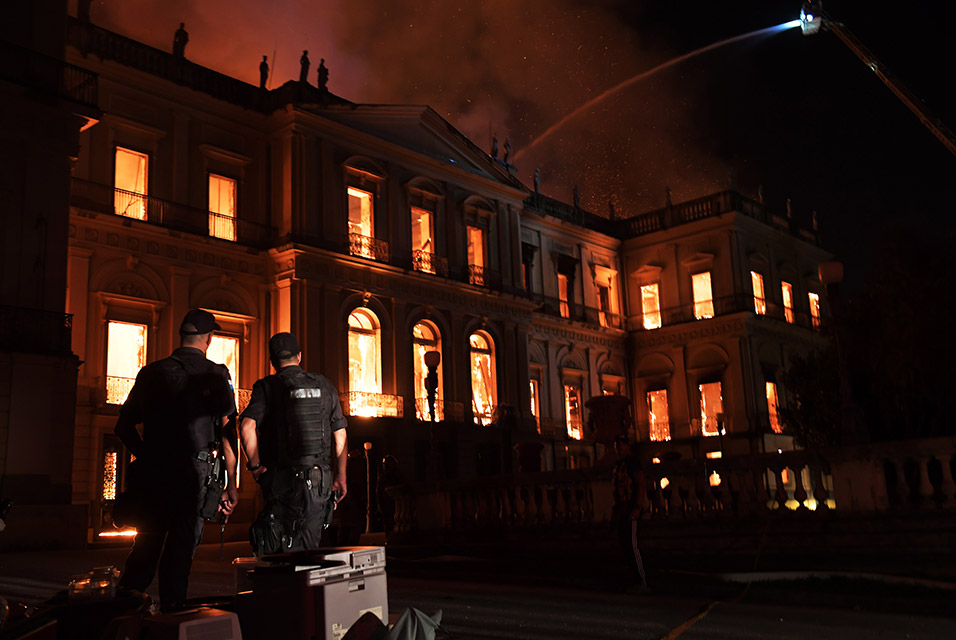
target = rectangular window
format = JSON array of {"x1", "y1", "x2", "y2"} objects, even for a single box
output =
[
  {"x1": 348, "y1": 186, "x2": 374, "y2": 236},
  {"x1": 766, "y1": 381, "x2": 782, "y2": 434},
  {"x1": 208, "y1": 334, "x2": 239, "y2": 397},
  {"x1": 647, "y1": 389, "x2": 670, "y2": 441},
  {"x1": 699, "y1": 381, "x2": 723, "y2": 436},
  {"x1": 208, "y1": 174, "x2": 237, "y2": 241},
  {"x1": 564, "y1": 384, "x2": 583, "y2": 440},
  {"x1": 557, "y1": 274, "x2": 570, "y2": 318},
  {"x1": 467, "y1": 226, "x2": 485, "y2": 285},
  {"x1": 808, "y1": 292, "x2": 821, "y2": 328},
  {"x1": 781, "y1": 281, "x2": 795, "y2": 323},
  {"x1": 114, "y1": 147, "x2": 148, "y2": 220},
  {"x1": 530, "y1": 379, "x2": 540, "y2": 433},
  {"x1": 692, "y1": 272, "x2": 714, "y2": 320},
  {"x1": 106, "y1": 321, "x2": 147, "y2": 405},
  {"x1": 641, "y1": 283, "x2": 662, "y2": 329},
  {"x1": 411, "y1": 206, "x2": 435, "y2": 274},
  {"x1": 751, "y1": 271, "x2": 767, "y2": 315},
  {"x1": 597, "y1": 285, "x2": 611, "y2": 327}
]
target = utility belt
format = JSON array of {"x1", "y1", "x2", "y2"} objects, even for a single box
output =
[{"x1": 270, "y1": 464, "x2": 331, "y2": 494}]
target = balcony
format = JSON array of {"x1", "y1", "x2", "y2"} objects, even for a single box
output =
[
  {"x1": 0, "y1": 306, "x2": 73, "y2": 356},
  {"x1": 105, "y1": 376, "x2": 135, "y2": 405},
  {"x1": 349, "y1": 234, "x2": 390, "y2": 263},
  {"x1": 413, "y1": 398, "x2": 465, "y2": 423},
  {"x1": 70, "y1": 179, "x2": 275, "y2": 248},
  {"x1": 341, "y1": 391, "x2": 403, "y2": 418},
  {"x1": 466, "y1": 265, "x2": 501, "y2": 289},
  {"x1": 631, "y1": 294, "x2": 825, "y2": 332},
  {"x1": 1, "y1": 40, "x2": 98, "y2": 110},
  {"x1": 411, "y1": 250, "x2": 449, "y2": 277}
]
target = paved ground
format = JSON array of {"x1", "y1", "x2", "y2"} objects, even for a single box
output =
[{"x1": 1, "y1": 538, "x2": 955, "y2": 638}]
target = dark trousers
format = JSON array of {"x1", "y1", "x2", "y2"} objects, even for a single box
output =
[
  {"x1": 616, "y1": 515, "x2": 647, "y2": 586},
  {"x1": 253, "y1": 466, "x2": 331, "y2": 554},
  {"x1": 118, "y1": 458, "x2": 208, "y2": 608}
]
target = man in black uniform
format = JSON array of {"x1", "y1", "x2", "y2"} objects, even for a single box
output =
[
  {"x1": 240, "y1": 332, "x2": 348, "y2": 554},
  {"x1": 612, "y1": 435, "x2": 648, "y2": 591},
  {"x1": 114, "y1": 309, "x2": 239, "y2": 610}
]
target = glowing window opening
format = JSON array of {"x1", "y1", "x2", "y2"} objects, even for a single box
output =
[
  {"x1": 348, "y1": 187, "x2": 374, "y2": 245},
  {"x1": 692, "y1": 272, "x2": 714, "y2": 320},
  {"x1": 467, "y1": 226, "x2": 485, "y2": 269},
  {"x1": 705, "y1": 451, "x2": 722, "y2": 459},
  {"x1": 102, "y1": 451, "x2": 118, "y2": 501},
  {"x1": 808, "y1": 292, "x2": 822, "y2": 328},
  {"x1": 208, "y1": 333, "x2": 239, "y2": 398},
  {"x1": 557, "y1": 274, "x2": 570, "y2": 318},
  {"x1": 348, "y1": 309, "x2": 382, "y2": 416},
  {"x1": 597, "y1": 284, "x2": 611, "y2": 327},
  {"x1": 411, "y1": 206, "x2": 435, "y2": 273},
  {"x1": 469, "y1": 331, "x2": 496, "y2": 426},
  {"x1": 699, "y1": 381, "x2": 723, "y2": 437},
  {"x1": 413, "y1": 321, "x2": 443, "y2": 420},
  {"x1": 530, "y1": 379, "x2": 540, "y2": 433},
  {"x1": 209, "y1": 174, "x2": 237, "y2": 241},
  {"x1": 781, "y1": 281, "x2": 795, "y2": 323},
  {"x1": 106, "y1": 321, "x2": 147, "y2": 405},
  {"x1": 751, "y1": 271, "x2": 767, "y2": 315},
  {"x1": 641, "y1": 283, "x2": 662, "y2": 329},
  {"x1": 647, "y1": 389, "x2": 670, "y2": 442},
  {"x1": 564, "y1": 384, "x2": 583, "y2": 440},
  {"x1": 114, "y1": 147, "x2": 148, "y2": 220},
  {"x1": 766, "y1": 381, "x2": 783, "y2": 434}
]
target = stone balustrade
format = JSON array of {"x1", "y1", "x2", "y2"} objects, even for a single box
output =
[{"x1": 387, "y1": 437, "x2": 956, "y2": 539}]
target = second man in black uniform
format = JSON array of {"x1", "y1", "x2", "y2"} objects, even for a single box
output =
[{"x1": 240, "y1": 332, "x2": 348, "y2": 554}]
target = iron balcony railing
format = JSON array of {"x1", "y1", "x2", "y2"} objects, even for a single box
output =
[
  {"x1": 413, "y1": 398, "x2": 465, "y2": 423},
  {"x1": 340, "y1": 391, "x2": 403, "y2": 418},
  {"x1": 1, "y1": 40, "x2": 98, "y2": 109},
  {"x1": 631, "y1": 293, "x2": 824, "y2": 332},
  {"x1": 411, "y1": 250, "x2": 449, "y2": 277},
  {"x1": 349, "y1": 234, "x2": 391, "y2": 263},
  {"x1": 0, "y1": 305, "x2": 73, "y2": 356},
  {"x1": 70, "y1": 179, "x2": 276, "y2": 248},
  {"x1": 105, "y1": 376, "x2": 136, "y2": 405},
  {"x1": 466, "y1": 265, "x2": 501, "y2": 289}
]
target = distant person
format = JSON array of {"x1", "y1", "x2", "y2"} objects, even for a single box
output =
[
  {"x1": 173, "y1": 23, "x2": 189, "y2": 58},
  {"x1": 240, "y1": 332, "x2": 348, "y2": 554},
  {"x1": 299, "y1": 50, "x2": 310, "y2": 84},
  {"x1": 612, "y1": 435, "x2": 648, "y2": 591},
  {"x1": 114, "y1": 309, "x2": 238, "y2": 611},
  {"x1": 259, "y1": 55, "x2": 269, "y2": 90}
]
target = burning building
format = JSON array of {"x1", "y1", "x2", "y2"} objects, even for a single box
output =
[{"x1": 2, "y1": 4, "x2": 831, "y2": 545}]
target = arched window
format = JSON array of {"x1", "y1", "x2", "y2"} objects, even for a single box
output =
[
  {"x1": 469, "y1": 331, "x2": 497, "y2": 425},
  {"x1": 348, "y1": 308, "x2": 382, "y2": 415},
  {"x1": 412, "y1": 320, "x2": 443, "y2": 421}
]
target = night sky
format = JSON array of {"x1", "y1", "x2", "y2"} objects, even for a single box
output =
[{"x1": 79, "y1": 0, "x2": 956, "y2": 288}]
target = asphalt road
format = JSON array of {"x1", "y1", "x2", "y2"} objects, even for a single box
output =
[{"x1": 1, "y1": 542, "x2": 954, "y2": 639}]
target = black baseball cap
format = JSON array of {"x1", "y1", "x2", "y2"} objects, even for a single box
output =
[
  {"x1": 180, "y1": 309, "x2": 221, "y2": 335},
  {"x1": 269, "y1": 332, "x2": 301, "y2": 360}
]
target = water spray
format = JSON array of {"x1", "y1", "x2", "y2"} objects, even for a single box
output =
[{"x1": 514, "y1": 20, "x2": 802, "y2": 165}]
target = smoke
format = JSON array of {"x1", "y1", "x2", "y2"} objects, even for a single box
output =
[{"x1": 81, "y1": 0, "x2": 751, "y2": 215}]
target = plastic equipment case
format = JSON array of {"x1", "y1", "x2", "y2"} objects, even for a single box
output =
[{"x1": 236, "y1": 546, "x2": 388, "y2": 640}]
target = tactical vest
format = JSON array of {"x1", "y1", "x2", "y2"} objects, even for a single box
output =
[{"x1": 267, "y1": 368, "x2": 331, "y2": 468}]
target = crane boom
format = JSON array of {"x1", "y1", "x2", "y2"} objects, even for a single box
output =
[{"x1": 801, "y1": 2, "x2": 956, "y2": 159}]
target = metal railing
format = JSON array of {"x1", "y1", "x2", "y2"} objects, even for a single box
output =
[
  {"x1": 349, "y1": 234, "x2": 391, "y2": 263},
  {"x1": 70, "y1": 179, "x2": 276, "y2": 248},
  {"x1": 630, "y1": 293, "x2": 824, "y2": 332},
  {"x1": 466, "y1": 265, "x2": 501, "y2": 289},
  {"x1": 105, "y1": 376, "x2": 136, "y2": 405},
  {"x1": 0, "y1": 306, "x2": 73, "y2": 356},
  {"x1": 341, "y1": 391, "x2": 403, "y2": 418},
  {"x1": 1, "y1": 40, "x2": 98, "y2": 109},
  {"x1": 411, "y1": 251, "x2": 449, "y2": 277},
  {"x1": 236, "y1": 388, "x2": 253, "y2": 414}
]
